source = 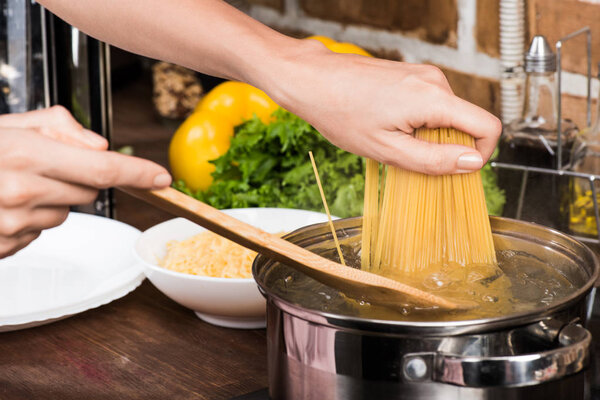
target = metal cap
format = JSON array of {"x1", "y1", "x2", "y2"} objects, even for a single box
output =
[{"x1": 525, "y1": 35, "x2": 556, "y2": 72}]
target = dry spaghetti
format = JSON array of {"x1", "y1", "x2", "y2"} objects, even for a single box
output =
[{"x1": 362, "y1": 127, "x2": 496, "y2": 275}]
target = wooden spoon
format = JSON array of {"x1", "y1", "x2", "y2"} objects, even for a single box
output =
[{"x1": 121, "y1": 187, "x2": 476, "y2": 311}]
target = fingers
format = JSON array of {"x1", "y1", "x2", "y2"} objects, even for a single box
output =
[
  {"x1": 432, "y1": 94, "x2": 502, "y2": 163},
  {"x1": 0, "y1": 206, "x2": 68, "y2": 238},
  {"x1": 33, "y1": 136, "x2": 172, "y2": 189},
  {"x1": 0, "y1": 109, "x2": 170, "y2": 259},
  {"x1": 0, "y1": 171, "x2": 99, "y2": 208},
  {"x1": 0, "y1": 231, "x2": 41, "y2": 259},
  {"x1": 0, "y1": 106, "x2": 108, "y2": 150},
  {"x1": 0, "y1": 129, "x2": 172, "y2": 190},
  {"x1": 0, "y1": 172, "x2": 84, "y2": 257},
  {"x1": 52, "y1": 128, "x2": 109, "y2": 151},
  {"x1": 375, "y1": 131, "x2": 483, "y2": 175},
  {"x1": 394, "y1": 66, "x2": 500, "y2": 165}
]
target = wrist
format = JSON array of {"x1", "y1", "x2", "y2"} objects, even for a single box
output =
[{"x1": 240, "y1": 36, "x2": 331, "y2": 109}]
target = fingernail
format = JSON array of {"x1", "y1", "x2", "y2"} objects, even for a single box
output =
[
  {"x1": 456, "y1": 152, "x2": 483, "y2": 171},
  {"x1": 153, "y1": 173, "x2": 172, "y2": 188}
]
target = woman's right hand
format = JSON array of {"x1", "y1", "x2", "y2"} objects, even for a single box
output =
[
  {"x1": 264, "y1": 42, "x2": 502, "y2": 175},
  {"x1": 0, "y1": 106, "x2": 172, "y2": 258}
]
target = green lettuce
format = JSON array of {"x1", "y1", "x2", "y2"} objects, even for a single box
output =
[
  {"x1": 175, "y1": 109, "x2": 364, "y2": 218},
  {"x1": 481, "y1": 157, "x2": 506, "y2": 216}
]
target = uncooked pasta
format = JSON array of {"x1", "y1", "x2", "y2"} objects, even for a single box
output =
[
  {"x1": 361, "y1": 127, "x2": 496, "y2": 275},
  {"x1": 309, "y1": 151, "x2": 346, "y2": 265}
]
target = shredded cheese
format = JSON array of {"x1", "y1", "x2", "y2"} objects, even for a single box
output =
[{"x1": 161, "y1": 231, "x2": 257, "y2": 278}]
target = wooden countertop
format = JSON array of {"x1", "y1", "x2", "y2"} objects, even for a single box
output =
[
  {"x1": 0, "y1": 74, "x2": 268, "y2": 400},
  {"x1": 0, "y1": 282, "x2": 268, "y2": 399}
]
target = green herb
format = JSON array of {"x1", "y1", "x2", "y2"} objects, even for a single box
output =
[
  {"x1": 481, "y1": 150, "x2": 506, "y2": 216},
  {"x1": 177, "y1": 109, "x2": 365, "y2": 218}
]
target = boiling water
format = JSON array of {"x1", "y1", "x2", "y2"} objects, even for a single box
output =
[{"x1": 262, "y1": 242, "x2": 579, "y2": 322}]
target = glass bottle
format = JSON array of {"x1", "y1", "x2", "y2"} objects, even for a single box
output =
[
  {"x1": 498, "y1": 35, "x2": 578, "y2": 228},
  {"x1": 568, "y1": 76, "x2": 600, "y2": 237}
]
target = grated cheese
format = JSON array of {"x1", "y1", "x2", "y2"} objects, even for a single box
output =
[{"x1": 161, "y1": 231, "x2": 257, "y2": 278}]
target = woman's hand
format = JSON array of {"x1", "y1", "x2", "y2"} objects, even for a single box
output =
[
  {"x1": 263, "y1": 41, "x2": 502, "y2": 175},
  {"x1": 0, "y1": 106, "x2": 171, "y2": 258}
]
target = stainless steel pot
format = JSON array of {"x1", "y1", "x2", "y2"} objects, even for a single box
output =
[{"x1": 253, "y1": 217, "x2": 599, "y2": 400}]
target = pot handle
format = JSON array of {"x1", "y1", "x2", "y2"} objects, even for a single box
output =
[{"x1": 402, "y1": 323, "x2": 591, "y2": 388}]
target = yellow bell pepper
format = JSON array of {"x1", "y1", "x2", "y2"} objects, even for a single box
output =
[
  {"x1": 244, "y1": 85, "x2": 279, "y2": 123},
  {"x1": 194, "y1": 81, "x2": 248, "y2": 126},
  {"x1": 169, "y1": 110, "x2": 234, "y2": 191},
  {"x1": 195, "y1": 81, "x2": 278, "y2": 125},
  {"x1": 172, "y1": 82, "x2": 279, "y2": 191},
  {"x1": 306, "y1": 35, "x2": 372, "y2": 57}
]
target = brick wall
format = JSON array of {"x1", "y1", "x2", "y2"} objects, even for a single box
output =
[
  {"x1": 300, "y1": 0, "x2": 458, "y2": 46},
  {"x1": 239, "y1": 0, "x2": 599, "y2": 128}
]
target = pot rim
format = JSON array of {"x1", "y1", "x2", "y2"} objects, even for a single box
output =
[{"x1": 253, "y1": 216, "x2": 600, "y2": 336}]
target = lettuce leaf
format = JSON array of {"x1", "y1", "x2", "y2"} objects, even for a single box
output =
[
  {"x1": 481, "y1": 160, "x2": 506, "y2": 216},
  {"x1": 176, "y1": 109, "x2": 365, "y2": 218}
]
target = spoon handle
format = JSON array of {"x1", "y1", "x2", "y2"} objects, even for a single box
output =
[{"x1": 121, "y1": 186, "x2": 338, "y2": 271}]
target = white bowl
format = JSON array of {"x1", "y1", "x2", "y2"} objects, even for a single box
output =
[{"x1": 134, "y1": 208, "x2": 330, "y2": 329}]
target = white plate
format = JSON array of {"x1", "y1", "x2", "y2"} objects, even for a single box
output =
[{"x1": 0, "y1": 212, "x2": 144, "y2": 332}]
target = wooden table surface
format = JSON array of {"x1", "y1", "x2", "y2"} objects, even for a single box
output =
[
  {"x1": 0, "y1": 73, "x2": 268, "y2": 400},
  {"x1": 0, "y1": 282, "x2": 268, "y2": 399}
]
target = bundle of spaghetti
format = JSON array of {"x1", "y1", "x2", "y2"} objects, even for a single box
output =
[{"x1": 361, "y1": 127, "x2": 496, "y2": 275}]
